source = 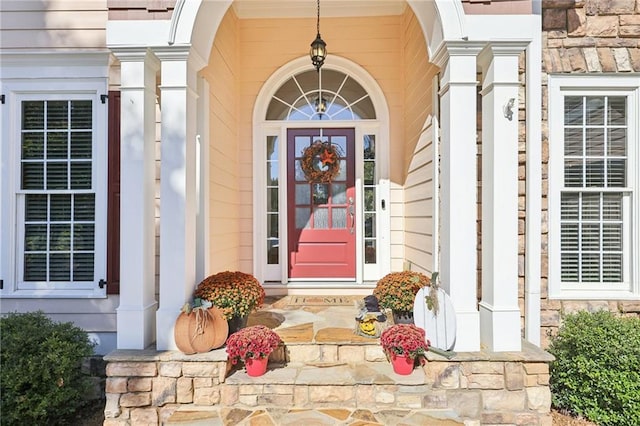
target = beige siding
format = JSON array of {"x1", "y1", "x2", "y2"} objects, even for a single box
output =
[
  {"x1": 238, "y1": 14, "x2": 404, "y2": 181},
  {"x1": 0, "y1": 298, "x2": 118, "y2": 333},
  {"x1": 402, "y1": 8, "x2": 437, "y2": 179},
  {"x1": 404, "y1": 119, "x2": 436, "y2": 275},
  {"x1": 203, "y1": 9, "x2": 438, "y2": 278},
  {"x1": 231, "y1": 13, "x2": 407, "y2": 275},
  {"x1": 1, "y1": 1, "x2": 105, "y2": 11},
  {"x1": 399, "y1": 8, "x2": 438, "y2": 274},
  {"x1": 201, "y1": 8, "x2": 242, "y2": 273},
  {"x1": 0, "y1": 1, "x2": 107, "y2": 50}
]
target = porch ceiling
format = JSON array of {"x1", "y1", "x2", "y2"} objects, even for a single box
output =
[{"x1": 232, "y1": 0, "x2": 406, "y2": 19}]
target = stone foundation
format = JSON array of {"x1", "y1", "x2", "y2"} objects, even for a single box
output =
[{"x1": 103, "y1": 341, "x2": 553, "y2": 425}]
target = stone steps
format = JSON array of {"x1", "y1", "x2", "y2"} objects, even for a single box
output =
[
  {"x1": 163, "y1": 352, "x2": 469, "y2": 425},
  {"x1": 222, "y1": 360, "x2": 431, "y2": 408},
  {"x1": 164, "y1": 406, "x2": 465, "y2": 425},
  {"x1": 104, "y1": 300, "x2": 554, "y2": 425},
  {"x1": 270, "y1": 339, "x2": 386, "y2": 365}
]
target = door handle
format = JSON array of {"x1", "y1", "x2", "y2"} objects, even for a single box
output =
[{"x1": 348, "y1": 197, "x2": 354, "y2": 234}]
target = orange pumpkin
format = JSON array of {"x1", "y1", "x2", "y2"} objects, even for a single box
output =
[{"x1": 174, "y1": 306, "x2": 228, "y2": 354}]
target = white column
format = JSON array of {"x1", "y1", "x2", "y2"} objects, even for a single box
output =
[
  {"x1": 114, "y1": 49, "x2": 159, "y2": 349},
  {"x1": 154, "y1": 48, "x2": 200, "y2": 350},
  {"x1": 478, "y1": 43, "x2": 527, "y2": 352},
  {"x1": 432, "y1": 42, "x2": 483, "y2": 352}
]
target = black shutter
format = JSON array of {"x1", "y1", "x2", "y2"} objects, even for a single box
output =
[{"x1": 107, "y1": 91, "x2": 120, "y2": 294}]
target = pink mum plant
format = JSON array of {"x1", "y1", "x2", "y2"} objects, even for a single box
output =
[
  {"x1": 380, "y1": 324, "x2": 430, "y2": 363},
  {"x1": 225, "y1": 325, "x2": 281, "y2": 365}
]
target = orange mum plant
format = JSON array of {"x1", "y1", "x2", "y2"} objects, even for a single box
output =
[
  {"x1": 194, "y1": 271, "x2": 265, "y2": 320},
  {"x1": 373, "y1": 271, "x2": 431, "y2": 312}
]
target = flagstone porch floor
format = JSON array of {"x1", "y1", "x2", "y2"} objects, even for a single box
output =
[
  {"x1": 248, "y1": 295, "x2": 376, "y2": 345},
  {"x1": 104, "y1": 296, "x2": 554, "y2": 425}
]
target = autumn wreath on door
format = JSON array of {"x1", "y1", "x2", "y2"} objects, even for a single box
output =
[{"x1": 301, "y1": 140, "x2": 342, "y2": 183}]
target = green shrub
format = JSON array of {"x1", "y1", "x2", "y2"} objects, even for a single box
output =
[
  {"x1": 548, "y1": 310, "x2": 640, "y2": 426},
  {"x1": 0, "y1": 311, "x2": 96, "y2": 425}
]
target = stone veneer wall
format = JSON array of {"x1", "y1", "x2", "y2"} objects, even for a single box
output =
[
  {"x1": 518, "y1": 53, "x2": 529, "y2": 333},
  {"x1": 540, "y1": 0, "x2": 640, "y2": 347},
  {"x1": 104, "y1": 356, "x2": 229, "y2": 425},
  {"x1": 103, "y1": 345, "x2": 553, "y2": 425},
  {"x1": 423, "y1": 359, "x2": 552, "y2": 425}
]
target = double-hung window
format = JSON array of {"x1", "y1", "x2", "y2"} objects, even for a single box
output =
[
  {"x1": 548, "y1": 75, "x2": 639, "y2": 299},
  {"x1": 1, "y1": 88, "x2": 107, "y2": 298}
]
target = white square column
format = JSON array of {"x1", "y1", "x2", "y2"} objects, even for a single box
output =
[
  {"x1": 432, "y1": 42, "x2": 483, "y2": 352},
  {"x1": 478, "y1": 43, "x2": 528, "y2": 352},
  {"x1": 114, "y1": 49, "x2": 160, "y2": 349},
  {"x1": 154, "y1": 48, "x2": 200, "y2": 350}
]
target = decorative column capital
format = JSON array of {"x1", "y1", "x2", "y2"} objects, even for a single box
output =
[
  {"x1": 478, "y1": 41, "x2": 529, "y2": 58},
  {"x1": 477, "y1": 41, "x2": 529, "y2": 73},
  {"x1": 110, "y1": 47, "x2": 160, "y2": 69},
  {"x1": 113, "y1": 48, "x2": 159, "y2": 96},
  {"x1": 153, "y1": 45, "x2": 207, "y2": 72},
  {"x1": 431, "y1": 40, "x2": 485, "y2": 69},
  {"x1": 478, "y1": 41, "x2": 527, "y2": 94},
  {"x1": 433, "y1": 41, "x2": 483, "y2": 97}
]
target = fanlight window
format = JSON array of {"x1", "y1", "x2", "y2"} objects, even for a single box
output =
[{"x1": 266, "y1": 69, "x2": 376, "y2": 121}]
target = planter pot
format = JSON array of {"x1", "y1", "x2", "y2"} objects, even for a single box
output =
[
  {"x1": 392, "y1": 310, "x2": 414, "y2": 325},
  {"x1": 174, "y1": 307, "x2": 228, "y2": 354},
  {"x1": 390, "y1": 353, "x2": 414, "y2": 375},
  {"x1": 245, "y1": 357, "x2": 269, "y2": 377},
  {"x1": 227, "y1": 314, "x2": 249, "y2": 336}
]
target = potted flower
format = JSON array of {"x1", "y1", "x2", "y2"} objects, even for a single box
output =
[
  {"x1": 380, "y1": 324, "x2": 430, "y2": 375},
  {"x1": 373, "y1": 271, "x2": 431, "y2": 323},
  {"x1": 194, "y1": 271, "x2": 265, "y2": 333},
  {"x1": 226, "y1": 325, "x2": 281, "y2": 377}
]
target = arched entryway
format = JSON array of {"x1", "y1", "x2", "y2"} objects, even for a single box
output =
[
  {"x1": 252, "y1": 56, "x2": 390, "y2": 287},
  {"x1": 110, "y1": 0, "x2": 475, "y2": 351}
]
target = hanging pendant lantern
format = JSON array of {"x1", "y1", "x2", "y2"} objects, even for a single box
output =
[{"x1": 310, "y1": 0, "x2": 327, "y2": 72}]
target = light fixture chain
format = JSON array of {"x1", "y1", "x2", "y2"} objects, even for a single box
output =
[
  {"x1": 317, "y1": 0, "x2": 320, "y2": 34},
  {"x1": 309, "y1": 0, "x2": 326, "y2": 72}
]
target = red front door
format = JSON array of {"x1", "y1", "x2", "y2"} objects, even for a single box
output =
[{"x1": 287, "y1": 128, "x2": 356, "y2": 278}]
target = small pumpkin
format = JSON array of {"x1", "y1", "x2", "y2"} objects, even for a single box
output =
[{"x1": 174, "y1": 305, "x2": 228, "y2": 354}]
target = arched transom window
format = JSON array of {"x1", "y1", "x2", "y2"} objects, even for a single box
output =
[{"x1": 266, "y1": 69, "x2": 376, "y2": 121}]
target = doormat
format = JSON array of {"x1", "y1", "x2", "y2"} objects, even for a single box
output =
[{"x1": 288, "y1": 296, "x2": 355, "y2": 306}]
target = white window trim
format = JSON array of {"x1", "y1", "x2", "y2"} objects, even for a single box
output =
[
  {"x1": 0, "y1": 78, "x2": 108, "y2": 299},
  {"x1": 548, "y1": 74, "x2": 640, "y2": 300}
]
